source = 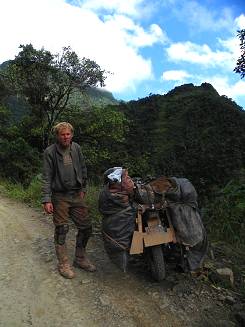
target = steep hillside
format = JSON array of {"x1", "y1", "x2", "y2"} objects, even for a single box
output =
[
  {"x1": 0, "y1": 61, "x2": 118, "y2": 121},
  {"x1": 70, "y1": 86, "x2": 119, "y2": 108},
  {"x1": 118, "y1": 83, "x2": 245, "y2": 196}
]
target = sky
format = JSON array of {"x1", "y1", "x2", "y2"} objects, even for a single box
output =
[{"x1": 1, "y1": 0, "x2": 245, "y2": 108}]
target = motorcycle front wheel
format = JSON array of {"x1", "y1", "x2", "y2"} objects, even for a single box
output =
[{"x1": 149, "y1": 245, "x2": 166, "y2": 281}]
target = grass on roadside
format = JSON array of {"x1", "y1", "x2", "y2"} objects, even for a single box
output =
[
  {"x1": 0, "y1": 175, "x2": 42, "y2": 207},
  {"x1": 0, "y1": 176, "x2": 102, "y2": 227}
]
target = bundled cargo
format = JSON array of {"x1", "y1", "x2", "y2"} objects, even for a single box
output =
[
  {"x1": 98, "y1": 167, "x2": 136, "y2": 272},
  {"x1": 165, "y1": 177, "x2": 208, "y2": 271},
  {"x1": 99, "y1": 169, "x2": 208, "y2": 278}
]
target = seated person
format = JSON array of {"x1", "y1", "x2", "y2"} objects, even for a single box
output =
[{"x1": 98, "y1": 167, "x2": 136, "y2": 271}]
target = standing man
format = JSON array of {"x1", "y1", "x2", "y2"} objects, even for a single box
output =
[{"x1": 42, "y1": 122, "x2": 96, "y2": 279}]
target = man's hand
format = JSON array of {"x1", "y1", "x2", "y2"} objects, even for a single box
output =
[
  {"x1": 79, "y1": 191, "x2": 86, "y2": 199},
  {"x1": 43, "y1": 202, "x2": 53, "y2": 214}
]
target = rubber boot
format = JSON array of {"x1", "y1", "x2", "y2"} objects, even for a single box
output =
[
  {"x1": 55, "y1": 244, "x2": 75, "y2": 279},
  {"x1": 73, "y1": 247, "x2": 96, "y2": 272}
]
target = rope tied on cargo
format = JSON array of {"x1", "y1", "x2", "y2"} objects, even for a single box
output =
[{"x1": 102, "y1": 231, "x2": 129, "y2": 251}]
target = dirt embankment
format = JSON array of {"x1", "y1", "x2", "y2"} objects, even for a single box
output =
[{"x1": 0, "y1": 194, "x2": 244, "y2": 327}]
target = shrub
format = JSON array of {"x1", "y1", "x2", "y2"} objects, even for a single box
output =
[
  {"x1": 0, "y1": 137, "x2": 41, "y2": 184},
  {"x1": 204, "y1": 170, "x2": 245, "y2": 247}
]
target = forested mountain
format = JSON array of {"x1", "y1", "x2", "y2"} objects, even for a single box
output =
[
  {"x1": 0, "y1": 59, "x2": 118, "y2": 122},
  {"x1": 2, "y1": 87, "x2": 118, "y2": 122},
  {"x1": 117, "y1": 83, "x2": 245, "y2": 199},
  {"x1": 72, "y1": 86, "x2": 119, "y2": 107}
]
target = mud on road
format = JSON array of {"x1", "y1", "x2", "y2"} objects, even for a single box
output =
[{"x1": 0, "y1": 194, "x2": 243, "y2": 327}]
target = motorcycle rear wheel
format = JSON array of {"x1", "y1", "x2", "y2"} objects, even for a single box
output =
[{"x1": 149, "y1": 245, "x2": 166, "y2": 281}]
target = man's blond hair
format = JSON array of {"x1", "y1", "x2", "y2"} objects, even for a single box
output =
[{"x1": 52, "y1": 122, "x2": 74, "y2": 135}]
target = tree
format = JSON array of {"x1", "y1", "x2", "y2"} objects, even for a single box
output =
[
  {"x1": 117, "y1": 95, "x2": 161, "y2": 177},
  {"x1": 0, "y1": 105, "x2": 41, "y2": 183},
  {"x1": 62, "y1": 104, "x2": 128, "y2": 177},
  {"x1": 0, "y1": 136, "x2": 41, "y2": 184},
  {"x1": 234, "y1": 29, "x2": 245, "y2": 78},
  {"x1": 3, "y1": 44, "x2": 108, "y2": 148},
  {"x1": 0, "y1": 76, "x2": 10, "y2": 102}
]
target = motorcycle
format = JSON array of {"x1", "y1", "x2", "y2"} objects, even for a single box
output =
[
  {"x1": 100, "y1": 173, "x2": 205, "y2": 281},
  {"x1": 129, "y1": 178, "x2": 186, "y2": 281}
]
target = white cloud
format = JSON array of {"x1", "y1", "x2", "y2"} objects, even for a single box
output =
[
  {"x1": 159, "y1": 76, "x2": 245, "y2": 107},
  {"x1": 187, "y1": 74, "x2": 245, "y2": 103},
  {"x1": 204, "y1": 76, "x2": 245, "y2": 98},
  {"x1": 0, "y1": 0, "x2": 164, "y2": 93},
  {"x1": 75, "y1": 0, "x2": 144, "y2": 16},
  {"x1": 235, "y1": 14, "x2": 245, "y2": 29},
  {"x1": 166, "y1": 41, "x2": 237, "y2": 70},
  {"x1": 218, "y1": 37, "x2": 241, "y2": 65},
  {"x1": 231, "y1": 80, "x2": 245, "y2": 97},
  {"x1": 72, "y1": 0, "x2": 157, "y2": 19},
  {"x1": 103, "y1": 15, "x2": 168, "y2": 48},
  {"x1": 162, "y1": 70, "x2": 191, "y2": 81},
  {"x1": 174, "y1": 1, "x2": 234, "y2": 32}
]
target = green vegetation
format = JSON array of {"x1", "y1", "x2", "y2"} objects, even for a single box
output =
[
  {"x1": 0, "y1": 175, "x2": 42, "y2": 207},
  {"x1": 204, "y1": 170, "x2": 245, "y2": 247},
  {"x1": 85, "y1": 183, "x2": 102, "y2": 226},
  {"x1": 234, "y1": 29, "x2": 245, "y2": 79},
  {"x1": 2, "y1": 44, "x2": 108, "y2": 148},
  {"x1": 0, "y1": 43, "x2": 244, "y2": 248}
]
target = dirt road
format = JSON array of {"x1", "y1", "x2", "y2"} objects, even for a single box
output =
[{"x1": 0, "y1": 194, "x2": 242, "y2": 327}]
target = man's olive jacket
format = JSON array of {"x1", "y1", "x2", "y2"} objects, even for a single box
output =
[{"x1": 42, "y1": 142, "x2": 87, "y2": 203}]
